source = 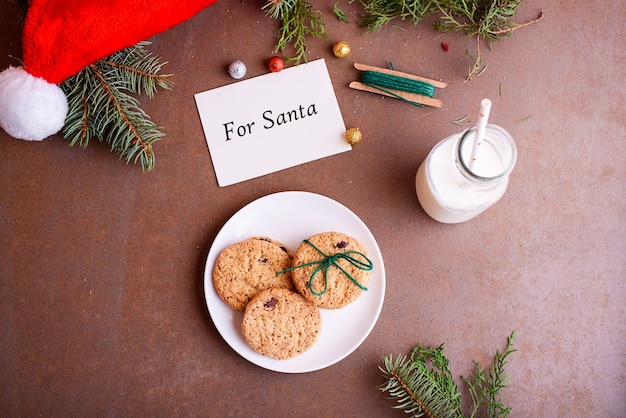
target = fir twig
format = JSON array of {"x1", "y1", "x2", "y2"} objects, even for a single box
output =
[
  {"x1": 60, "y1": 42, "x2": 173, "y2": 171},
  {"x1": 465, "y1": 36, "x2": 485, "y2": 81},
  {"x1": 379, "y1": 332, "x2": 516, "y2": 418},
  {"x1": 379, "y1": 350, "x2": 464, "y2": 418},
  {"x1": 334, "y1": 1, "x2": 350, "y2": 23},
  {"x1": 101, "y1": 41, "x2": 173, "y2": 98},
  {"x1": 487, "y1": 8, "x2": 544, "y2": 37},
  {"x1": 357, "y1": 0, "x2": 543, "y2": 79},
  {"x1": 461, "y1": 331, "x2": 517, "y2": 418},
  {"x1": 263, "y1": 0, "x2": 299, "y2": 19},
  {"x1": 266, "y1": 0, "x2": 328, "y2": 65},
  {"x1": 433, "y1": 0, "x2": 542, "y2": 79},
  {"x1": 358, "y1": 0, "x2": 433, "y2": 31},
  {"x1": 432, "y1": 0, "x2": 526, "y2": 42}
]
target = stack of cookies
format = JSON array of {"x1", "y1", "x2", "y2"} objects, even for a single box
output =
[{"x1": 212, "y1": 232, "x2": 372, "y2": 360}]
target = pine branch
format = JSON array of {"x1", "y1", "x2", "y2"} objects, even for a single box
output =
[
  {"x1": 263, "y1": 0, "x2": 300, "y2": 19},
  {"x1": 379, "y1": 347, "x2": 464, "y2": 418},
  {"x1": 461, "y1": 331, "x2": 517, "y2": 418},
  {"x1": 410, "y1": 344, "x2": 464, "y2": 413},
  {"x1": 101, "y1": 41, "x2": 174, "y2": 98},
  {"x1": 432, "y1": 0, "x2": 525, "y2": 41},
  {"x1": 465, "y1": 35, "x2": 485, "y2": 81},
  {"x1": 267, "y1": 0, "x2": 328, "y2": 65},
  {"x1": 334, "y1": 1, "x2": 350, "y2": 23},
  {"x1": 379, "y1": 332, "x2": 516, "y2": 418},
  {"x1": 60, "y1": 42, "x2": 173, "y2": 171},
  {"x1": 357, "y1": 0, "x2": 543, "y2": 79},
  {"x1": 359, "y1": 0, "x2": 434, "y2": 31}
]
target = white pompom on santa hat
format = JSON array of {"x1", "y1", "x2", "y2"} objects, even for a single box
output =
[
  {"x1": 0, "y1": 66, "x2": 67, "y2": 141},
  {"x1": 0, "y1": 0, "x2": 219, "y2": 141}
]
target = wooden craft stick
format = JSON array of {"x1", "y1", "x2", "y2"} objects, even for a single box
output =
[
  {"x1": 349, "y1": 81, "x2": 444, "y2": 108},
  {"x1": 354, "y1": 63, "x2": 447, "y2": 89}
]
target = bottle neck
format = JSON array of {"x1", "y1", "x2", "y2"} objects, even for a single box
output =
[{"x1": 455, "y1": 124, "x2": 517, "y2": 184}]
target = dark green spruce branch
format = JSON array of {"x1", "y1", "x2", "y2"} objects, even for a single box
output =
[
  {"x1": 60, "y1": 42, "x2": 173, "y2": 171},
  {"x1": 379, "y1": 331, "x2": 516, "y2": 418}
]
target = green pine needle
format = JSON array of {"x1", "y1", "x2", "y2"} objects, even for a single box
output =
[
  {"x1": 357, "y1": 0, "x2": 543, "y2": 79},
  {"x1": 379, "y1": 332, "x2": 516, "y2": 418},
  {"x1": 334, "y1": 1, "x2": 350, "y2": 23},
  {"x1": 358, "y1": 0, "x2": 433, "y2": 31},
  {"x1": 60, "y1": 41, "x2": 172, "y2": 171},
  {"x1": 461, "y1": 331, "x2": 517, "y2": 418},
  {"x1": 263, "y1": 0, "x2": 300, "y2": 19},
  {"x1": 379, "y1": 346, "x2": 464, "y2": 418},
  {"x1": 268, "y1": 0, "x2": 328, "y2": 65}
]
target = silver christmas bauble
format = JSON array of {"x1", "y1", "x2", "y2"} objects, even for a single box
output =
[{"x1": 228, "y1": 60, "x2": 247, "y2": 79}]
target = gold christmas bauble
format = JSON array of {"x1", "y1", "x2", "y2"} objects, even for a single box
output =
[
  {"x1": 345, "y1": 128, "x2": 362, "y2": 145},
  {"x1": 333, "y1": 41, "x2": 351, "y2": 58}
]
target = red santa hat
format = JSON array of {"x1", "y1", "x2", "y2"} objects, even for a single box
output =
[{"x1": 0, "y1": 0, "x2": 218, "y2": 141}]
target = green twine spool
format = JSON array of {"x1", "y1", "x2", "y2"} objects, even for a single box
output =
[{"x1": 361, "y1": 70, "x2": 435, "y2": 107}]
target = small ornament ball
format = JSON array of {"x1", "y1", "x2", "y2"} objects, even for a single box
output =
[
  {"x1": 333, "y1": 41, "x2": 351, "y2": 58},
  {"x1": 268, "y1": 56, "x2": 285, "y2": 72},
  {"x1": 345, "y1": 128, "x2": 362, "y2": 145},
  {"x1": 228, "y1": 60, "x2": 247, "y2": 79}
]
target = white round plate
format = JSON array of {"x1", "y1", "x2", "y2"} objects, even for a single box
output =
[{"x1": 203, "y1": 191, "x2": 386, "y2": 373}]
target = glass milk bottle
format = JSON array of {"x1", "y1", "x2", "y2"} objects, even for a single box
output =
[{"x1": 415, "y1": 124, "x2": 517, "y2": 223}]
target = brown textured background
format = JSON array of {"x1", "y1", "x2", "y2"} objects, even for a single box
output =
[{"x1": 1, "y1": 0, "x2": 624, "y2": 416}]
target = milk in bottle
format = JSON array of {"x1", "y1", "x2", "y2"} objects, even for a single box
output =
[{"x1": 415, "y1": 124, "x2": 517, "y2": 223}]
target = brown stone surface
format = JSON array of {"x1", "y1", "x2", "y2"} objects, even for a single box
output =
[{"x1": 1, "y1": 1, "x2": 624, "y2": 416}]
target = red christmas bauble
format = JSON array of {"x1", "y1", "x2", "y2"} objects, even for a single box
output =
[{"x1": 268, "y1": 56, "x2": 285, "y2": 73}]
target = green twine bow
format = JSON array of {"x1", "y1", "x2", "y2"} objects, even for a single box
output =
[{"x1": 278, "y1": 239, "x2": 373, "y2": 296}]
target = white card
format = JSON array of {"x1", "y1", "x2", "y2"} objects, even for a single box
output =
[{"x1": 194, "y1": 59, "x2": 350, "y2": 187}]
